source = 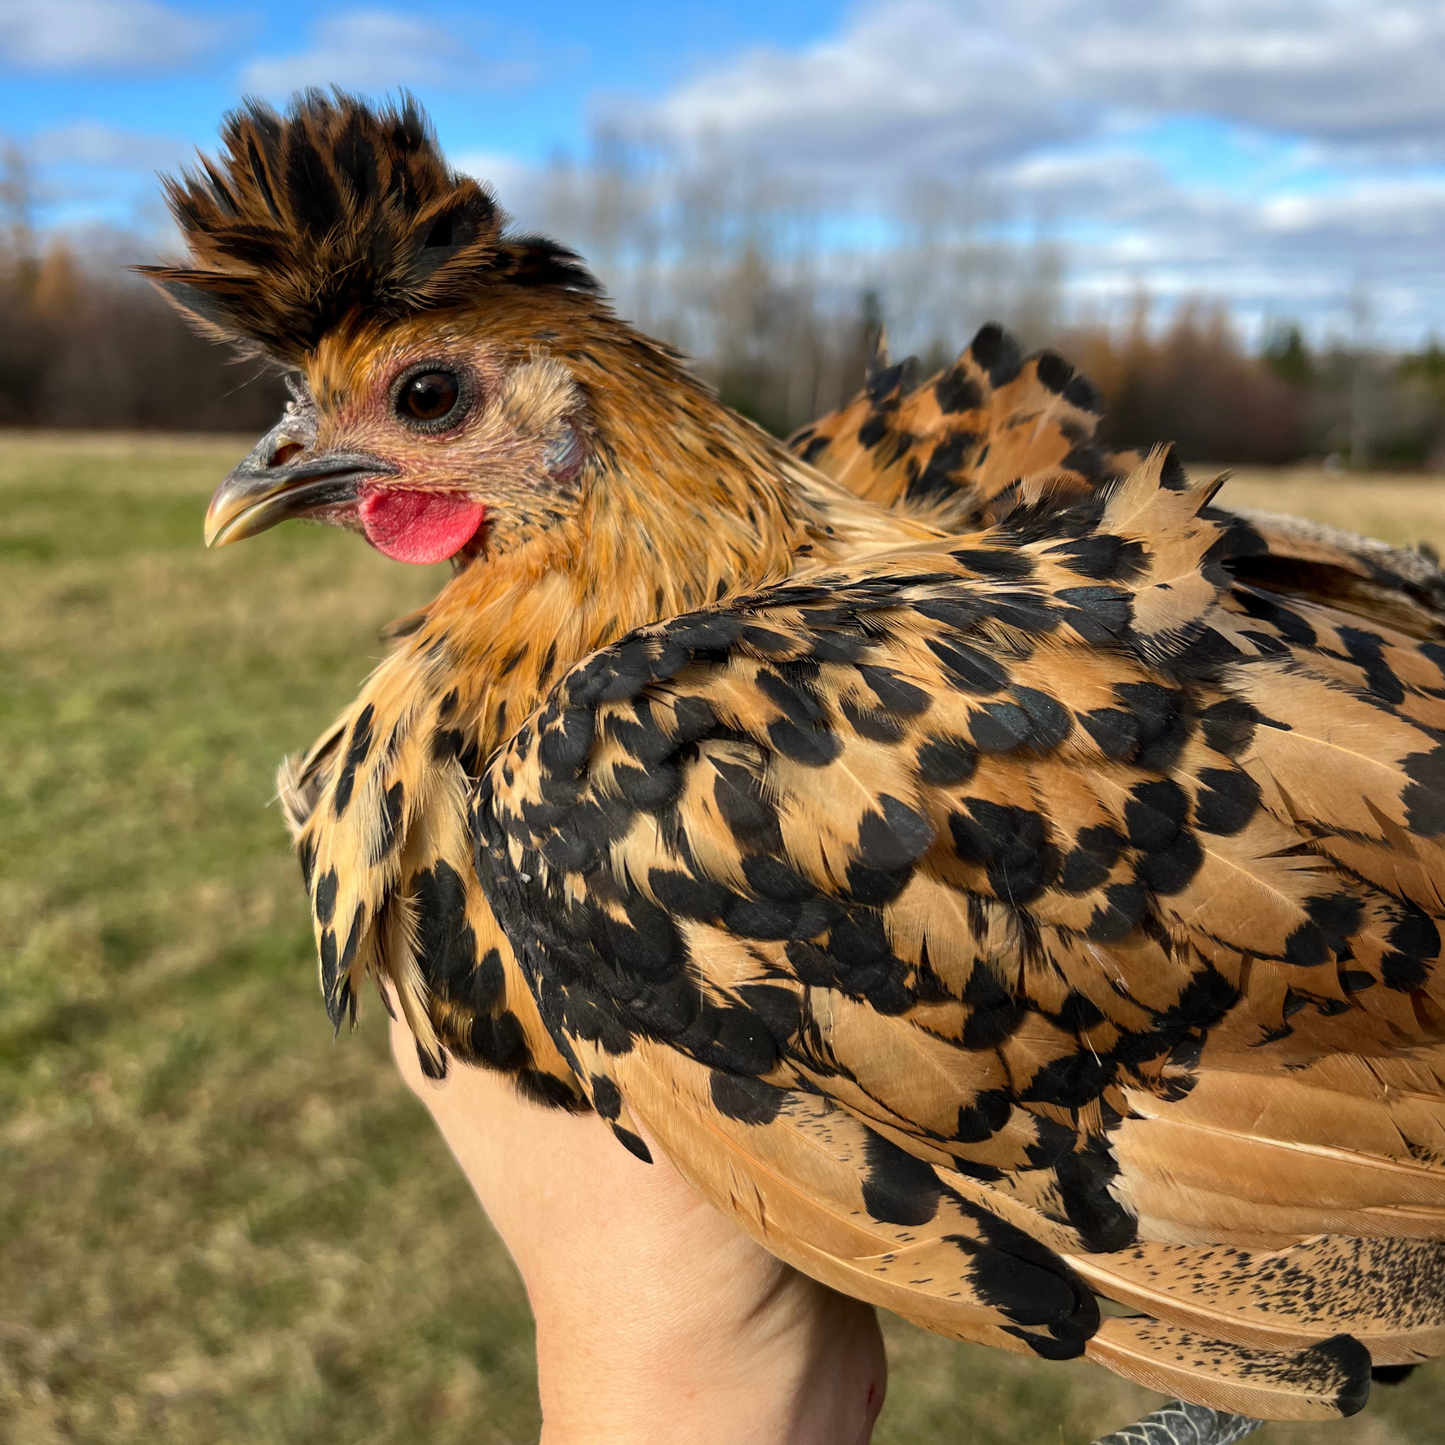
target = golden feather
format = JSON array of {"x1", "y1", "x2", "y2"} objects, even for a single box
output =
[{"x1": 168, "y1": 95, "x2": 1445, "y2": 1422}]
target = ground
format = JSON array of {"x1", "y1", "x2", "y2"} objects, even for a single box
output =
[{"x1": 3, "y1": 433, "x2": 1443, "y2": 1445}]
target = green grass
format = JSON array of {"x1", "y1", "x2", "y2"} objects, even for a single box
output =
[{"x1": 2, "y1": 435, "x2": 1443, "y2": 1443}]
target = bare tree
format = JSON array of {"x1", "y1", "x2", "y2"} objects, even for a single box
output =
[{"x1": 1, "y1": 129, "x2": 1439, "y2": 460}]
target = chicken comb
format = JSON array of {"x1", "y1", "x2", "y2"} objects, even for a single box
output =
[{"x1": 136, "y1": 90, "x2": 599, "y2": 362}]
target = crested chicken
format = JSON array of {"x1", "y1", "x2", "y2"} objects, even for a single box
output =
[{"x1": 147, "y1": 92, "x2": 1445, "y2": 1426}]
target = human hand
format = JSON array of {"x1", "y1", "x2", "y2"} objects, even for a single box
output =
[{"x1": 390, "y1": 1013, "x2": 887, "y2": 1445}]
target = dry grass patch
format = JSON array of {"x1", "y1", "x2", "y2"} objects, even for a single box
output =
[{"x1": 1214, "y1": 467, "x2": 1445, "y2": 554}]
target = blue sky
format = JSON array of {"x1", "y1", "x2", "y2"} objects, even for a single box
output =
[
  {"x1": 0, "y1": 2, "x2": 848, "y2": 159},
  {"x1": 4, "y1": 0, "x2": 1445, "y2": 345},
  {"x1": 0, "y1": 2, "x2": 848, "y2": 230}
]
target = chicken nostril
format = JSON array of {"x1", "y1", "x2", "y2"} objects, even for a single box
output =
[{"x1": 270, "y1": 440, "x2": 304, "y2": 467}]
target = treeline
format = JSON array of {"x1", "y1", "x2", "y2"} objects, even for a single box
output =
[
  {"x1": 2, "y1": 138, "x2": 1443, "y2": 465},
  {"x1": 1069, "y1": 306, "x2": 1445, "y2": 468},
  {"x1": 0, "y1": 236, "x2": 286, "y2": 431},
  {"x1": 0, "y1": 140, "x2": 285, "y2": 430}
]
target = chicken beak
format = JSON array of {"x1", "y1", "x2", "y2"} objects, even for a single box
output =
[{"x1": 205, "y1": 413, "x2": 399, "y2": 548}]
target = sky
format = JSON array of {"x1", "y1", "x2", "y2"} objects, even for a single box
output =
[{"x1": 3, "y1": 0, "x2": 1445, "y2": 345}]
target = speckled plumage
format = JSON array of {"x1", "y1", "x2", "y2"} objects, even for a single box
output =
[
  {"x1": 168, "y1": 94, "x2": 1445, "y2": 1424},
  {"x1": 469, "y1": 444, "x2": 1445, "y2": 1411}
]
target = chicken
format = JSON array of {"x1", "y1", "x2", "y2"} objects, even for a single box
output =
[{"x1": 146, "y1": 92, "x2": 1445, "y2": 1426}]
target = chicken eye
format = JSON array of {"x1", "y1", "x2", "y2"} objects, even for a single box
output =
[{"x1": 396, "y1": 370, "x2": 463, "y2": 426}]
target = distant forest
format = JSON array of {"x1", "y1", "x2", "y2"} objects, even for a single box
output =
[{"x1": 3, "y1": 139, "x2": 1444, "y2": 466}]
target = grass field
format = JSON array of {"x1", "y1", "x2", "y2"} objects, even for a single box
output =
[{"x1": 3, "y1": 434, "x2": 1445, "y2": 1444}]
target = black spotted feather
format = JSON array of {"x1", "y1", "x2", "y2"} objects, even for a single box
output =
[
  {"x1": 169, "y1": 94, "x2": 1445, "y2": 1424},
  {"x1": 474, "y1": 448, "x2": 1445, "y2": 1420}
]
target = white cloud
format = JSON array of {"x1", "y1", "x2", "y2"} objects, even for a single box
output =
[
  {"x1": 642, "y1": 0, "x2": 1445, "y2": 167},
  {"x1": 1009, "y1": 162, "x2": 1445, "y2": 339},
  {"x1": 241, "y1": 10, "x2": 534, "y2": 95},
  {"x1": 646, "y1": 0, "x2": 1073, "y2": 175},
  {"x1": 30, "y1": 121, "x2": 188, "y2": 171},
  {"x1": 13, "y1": 123, "x2": 190, "y2": 227},
  {"x1": 1053, "y1": 0, "x2": 1445, "y2": 158},
  {"x1": 451, "y1": 149, "x2": 540, "y2": 215},
  {"x1": 620, "y1": 0, "x2": 1445, "y2": 342},
  {"x1": 0, "y1": 0, "x2": 220, "y2": 72}
]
